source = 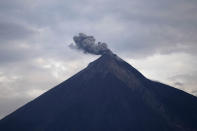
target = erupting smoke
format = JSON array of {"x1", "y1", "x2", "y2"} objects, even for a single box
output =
[{"x1": 69, "y1": 33, "x2": 111, "y2": 55}]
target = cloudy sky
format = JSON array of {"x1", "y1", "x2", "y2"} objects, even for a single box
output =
[{"x1": 0, "y1": 0, "x2": 197, "y2": 119}]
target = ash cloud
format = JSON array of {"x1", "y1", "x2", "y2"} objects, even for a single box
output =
[{"x1": 69, "y1": 33, "x2": 111, "y2": 55}]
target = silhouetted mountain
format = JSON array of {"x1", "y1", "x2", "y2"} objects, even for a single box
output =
[{"x1": 0, "y1": 53, "x2": 197, "y2": 131}]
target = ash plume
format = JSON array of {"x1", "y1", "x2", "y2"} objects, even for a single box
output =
[{"x1": 69, "y1": 33, "x2": 111, "y2": 55}]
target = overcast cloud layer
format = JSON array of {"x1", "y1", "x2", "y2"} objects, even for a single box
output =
[{"x1": 0, "y1": 0, "x2": 197, "y2": 119}]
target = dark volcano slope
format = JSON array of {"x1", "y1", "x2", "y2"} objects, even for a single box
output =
[{"x1": 0, "y1": 53, "x2": 197, "y2": 131}]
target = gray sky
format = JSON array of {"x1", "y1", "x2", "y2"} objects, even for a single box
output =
[{"x1": 0, "y1": 0, "x2": 197, "y2": 119}]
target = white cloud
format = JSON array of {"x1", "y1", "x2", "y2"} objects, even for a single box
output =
[{"x1": 126, "y1": 53, "x2": 197, "y2": 95}]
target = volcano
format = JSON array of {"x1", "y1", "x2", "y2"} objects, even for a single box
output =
[{"x1": 0, "y1": 53, "x2": 197, "y2": 131}]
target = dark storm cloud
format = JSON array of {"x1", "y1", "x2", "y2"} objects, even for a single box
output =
[
  {"x1": 69, "y1": 33, "x2": 110, "y2": 55},
  {"x1": 1, "y1": 0, "x2": 197, "y2": 58},
  {"x1": 90, "y1": 0, "x2": 197, "y2": 58},
  {"x1": 0, "y1": 20, "x2": 38, "y2": 64},
  {"x1": 0, "y1": 21, "x2": 35, "y2": 42}
]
